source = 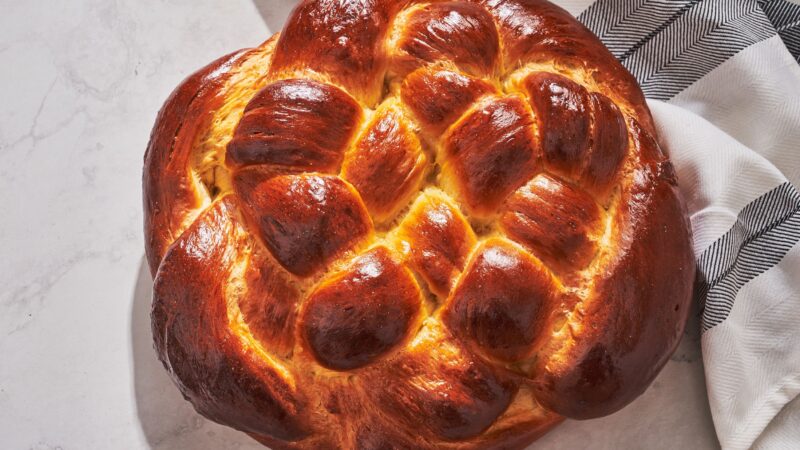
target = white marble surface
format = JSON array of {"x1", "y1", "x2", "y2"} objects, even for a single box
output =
[{"x1": 0, "y1": 1, "x2": 719, "y2": 448}]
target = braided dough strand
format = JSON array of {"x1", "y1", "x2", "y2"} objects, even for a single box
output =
[{"x1": 144, "y1": 1, "x2": 694, "y2": 448}]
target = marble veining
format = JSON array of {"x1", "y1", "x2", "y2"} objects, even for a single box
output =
[{"x1": 0, "y1": 0, "x2": 719, "y2": 448}]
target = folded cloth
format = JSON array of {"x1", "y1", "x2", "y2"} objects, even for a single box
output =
[{"x1": 558, "y1": 0, "x2": 800, "y2": 448}]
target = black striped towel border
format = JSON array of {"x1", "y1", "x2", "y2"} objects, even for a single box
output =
[{"x1": 576, "y1": 0, "x2": 800, "y2": 332}]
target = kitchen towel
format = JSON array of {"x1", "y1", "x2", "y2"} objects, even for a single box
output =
[{"x1": 557, "y1": 0, "x2": 800, "y2": 448}]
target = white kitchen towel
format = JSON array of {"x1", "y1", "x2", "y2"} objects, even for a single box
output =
[{"x1": 557, "y1": 0, "x2": 800, "y2": 448}]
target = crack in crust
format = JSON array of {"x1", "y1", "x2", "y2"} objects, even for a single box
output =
[{"x1": 143, "y1": 1, "x2": 695, "y2": 448}]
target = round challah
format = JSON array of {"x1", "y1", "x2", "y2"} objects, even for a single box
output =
[{"x1": 143, "y1": 0, "x2": 695, "y2": 448}]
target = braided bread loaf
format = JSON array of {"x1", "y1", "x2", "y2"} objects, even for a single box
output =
[{"x1": 143, "y1": 0, "x2": 695, "y2": 448}]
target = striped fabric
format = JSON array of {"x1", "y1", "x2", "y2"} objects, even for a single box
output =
[
  {"x1": 697, "y1": 182, "x2": 800, "y2": 332},
  {"x1": 576, "y1": 0, "x2": 800, "y2": 331},
  {"x1": 760, "y1": 0, "x2": 800, "y2": 60},
  {"x1": 566, "y1": 0, "x2": 800, "y2": 448},
  {"x1": 580, "y1": 0, "x2": 774, "y2": 99}
]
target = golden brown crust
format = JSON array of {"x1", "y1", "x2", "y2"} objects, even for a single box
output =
[
  {"x1": 227, "y1": 78, "x2": 363, "y2": 172},
  {"x1": 364, "y1": 322, "x2": 518, "y2": 442},
  {"x1": 501, "y1": 174, "x2": 603, "y2": 275},
  {"x1": 530, "y1": 121, "x2": 694, "y2": 419},
  {"x1": 582, "y1": 92, "x2": 629, "y2": 196},
  {"x1": 395, "y1": 191, "x2": 477, "y2": 298},
  {"x1": 144, "y1": 1, "x2": 695, "y2": 448},
  {"x1": 341, "y1": 104, "x2": 427, "y2": 223},
  {"x1": 299, "y1": 246, "x2": 423, "y2": 370},
  {"x1": 238, "y1": 244, "x2": 300, "y2": 357},
  {"x1": 270, "y1": 0, "x2": 404, "y2": 106},
  {"x1": 401, "y1": 66, "x2": 496, "y2": 138},
  {"x1": 442, "y1": 238, "x2": 558, "y2": 362},
  {"x1": 480, "y1": 0, "x2": 655, "y2": 132},
  {"x1": 143, "y1": 48, "x2": 254, "y2": 276},
  {"x1": 234, "y1": 173, "x2": 373, "y2": 277},
  {"x1": 391, "y1": 2, "x2": 500, "y2": 77},
  {"x1": 441, "y1": 95, "x2": 539, "y2": 216},
  {"x1": 524, "y1": 72, "x2": 591, "y2": 178},
  {"x1": 151, "y1": 196, "x2": 310, "y2": 442}
]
